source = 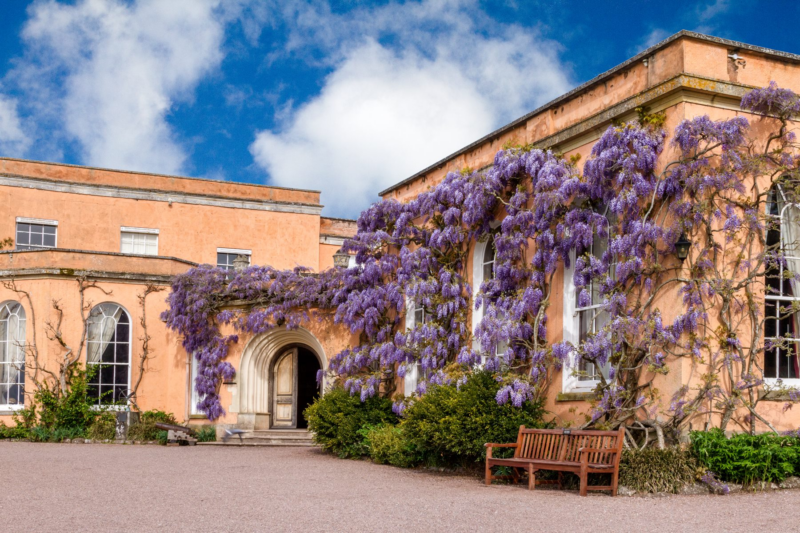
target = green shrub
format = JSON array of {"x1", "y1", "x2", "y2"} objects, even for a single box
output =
[
  {"x1": 619, "y1": 447, "x2": 698, "y2": 493},
  {"x1": 365, "y1": 424, "x2": 418, "y2": 467},
  {"x1": 0, "y1": 421, "x2": 29, "y2": 439},
  {"x1": 88, "y1": 412, "x2": 117, "y2": 441},
  {"x1": 304, "y1": 387, "x2": 398, "y2": 458},
  {"x1": 128, "y1": 410, "x2": 177, "y2": 442},
  {"x1": 195, "y1": 426, "x2": 216, "y2": 442},
  {"x1": 402, "y1": 371, "x2": 548, "y2": 467},
  {"x1": 34, "y1": 367, "x2": 97, "y2": 435},
  {"x1": 691, "y1": 429, "x2": 799, "y2": 484}
]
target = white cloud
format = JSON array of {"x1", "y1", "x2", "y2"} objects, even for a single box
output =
[
  {"x1": 250, "y1": 1, "x2": 572, "y2": 216},
  {"x1": 0, "y1": 94, "x2": 31, "y2": 155},
  {"x1": 15, "y1": 0, "x2": 233, "y2": 174},
  {"x1": 698, "y1": 0, "x2": 730, "y2": 22}
]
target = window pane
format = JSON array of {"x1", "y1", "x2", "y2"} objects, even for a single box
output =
[
  {"x1": 17, "y1": 223, "x2": 30, "y2": 233},
  {"x1": 16, "y1": 232, "x2": 29, "y2": 245},
  {"x1": 29, "y1": 233, "x2": 42, "y2": 246},
  {"x1": 115, "y1": 342, "x2": 129, "y2": 363},
  {"x1": 100, "y1": 364, "x2": 114, "y2": 384},
  {"x1": 43, "y1": 234, "x2": 56, "y2": 247},
  {"x1": 43, "y1": 225, "x2": 56, "y2": 235},
  {"x1": 115, "y1": 365, "x2": 128, "y2": 387},
  {"x1": 116, "y1": 320, "x2": 129, "y2": 340}
]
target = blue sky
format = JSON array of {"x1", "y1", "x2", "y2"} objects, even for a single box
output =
[{"x1": 0, "y1": 0, "x2": 798, "y2": 217}]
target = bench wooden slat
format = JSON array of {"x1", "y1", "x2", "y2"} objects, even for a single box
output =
[{"x1": 485, "y1": 426, "x2": 624, "y2": 497}]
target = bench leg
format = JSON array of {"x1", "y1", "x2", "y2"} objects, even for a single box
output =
[
  {"x1": 611, "y1": 470, "x2": 619, "y2": 497},
  {"x1": 485, "y1": 461, "x2": 492, "y2": 486},
  {"x1": 579, "y1": 463, "x2": 588, "y2": 497},
  {"x1": 528, "y1": 464, "x2": 535, "y2": 491}
]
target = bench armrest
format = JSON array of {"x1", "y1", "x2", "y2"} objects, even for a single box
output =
[
  {"x1": 578, "y1": 447, "x2": 618, "y2": 454},
  {"x1": 485, "y1": 443, "x2": 518, "y2": 460}
]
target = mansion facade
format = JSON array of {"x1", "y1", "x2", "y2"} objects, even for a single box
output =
[
  {"x1": 0, "y1": 158, "x2": 356, "y2": 430},
  {"x1": 2, "y1": 31, "x2": 800, "y2": 433}
]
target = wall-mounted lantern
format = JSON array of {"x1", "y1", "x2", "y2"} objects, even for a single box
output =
[
  {"x1": 675, "y1": 234, "x2": 691, "y2": 263},
  {"x1": 333, "y1": 248, "x2": 350, "y2": 268}
]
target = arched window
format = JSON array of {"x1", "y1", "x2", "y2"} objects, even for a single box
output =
[
  {"x1": 0, "y1": 301, "x2": 26, "y2": 409},
  {"x1": 765, "y1": 186, "x2": 800, "y2": 380},
  {"x1": 86, "y1": 303, "x2": 131, "y2": 405}
]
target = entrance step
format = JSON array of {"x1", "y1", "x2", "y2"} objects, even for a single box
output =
[{"x1": 199, "y1": 428, "x2": 316, "y2": 447}]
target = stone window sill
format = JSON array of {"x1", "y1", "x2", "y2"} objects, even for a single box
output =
[
  {"x1": 759, "y1": 391, "x2": 797, "y2": 402},
  {"x1": 556, "y1": 392, "x2": 595, "y2": 402}
]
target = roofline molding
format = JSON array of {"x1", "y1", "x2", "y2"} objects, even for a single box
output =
[{"x1": 379, "y1": 30, "x2": 800, "y2": 196}]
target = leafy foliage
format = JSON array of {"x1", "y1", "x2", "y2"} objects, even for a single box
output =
[
  {"x1": 128, "y1": 410, "x2": 177, "y2": 442},
  {"x1": 2, "y1": 365, "x2": 107, "y2": 441},
  {"x1": 401, "y1": 371, "x2": 547, "y2": 466},
  {"x1": 304, "y1": 387, "x2": 397, "y2": 458},
  {"x1": 619, "y1": 447, "x2": 698, "y2": 493},
  {"x1": 691, "y1": 429, "x2": 800, "y2": 484},
  {"x1": 87, "y1": 412, "x2": 117, "y2": 441},
  {"x1": 195, "y1": 426, "x2": 217, "y2": 442},
  {"x1": 364, "y1": 425, "x2": 418, "y2": 468}
]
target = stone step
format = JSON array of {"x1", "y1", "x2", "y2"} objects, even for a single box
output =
[
  {"x1": 199, "y1": 428, "x2": 315, "y2": 447},
  {"x1": 197, "y1": 439, "x2": 314, "y2": 448},
  {"x1": 249, "y1": 429, "x2": 312, "y2": 436}
]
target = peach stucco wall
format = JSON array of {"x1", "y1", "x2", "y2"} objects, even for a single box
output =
[
  {"x1": 0, "y1": 159, "x2": 356, "y2": 426},
  {"x1": 390, "y1": 34, "x2": 800, "y2": 431}
]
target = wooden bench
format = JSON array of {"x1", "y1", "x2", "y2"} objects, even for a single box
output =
[{"x1": 485, "y1": 426, "x2": 624, "y2": 496}]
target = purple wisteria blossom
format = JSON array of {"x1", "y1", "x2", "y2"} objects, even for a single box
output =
[{"x1": 163, "y1": 84, "x2": 800, "y2": 432}]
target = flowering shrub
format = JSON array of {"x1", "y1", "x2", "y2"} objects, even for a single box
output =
[{"x1": 164, "y1": 83, "x2": 800, "y2": 438}]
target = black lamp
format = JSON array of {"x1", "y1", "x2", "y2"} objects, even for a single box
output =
[
  {"x1": 333, "y1": 248, "x2": 350, "y2": 268},
  {"x1": 675, "y1": 233, "x2": 691, "y2": 263}
]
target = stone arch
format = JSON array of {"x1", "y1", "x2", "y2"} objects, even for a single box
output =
[{"x1": 235, "y1": 327, "x2": 326, "y2": 425}]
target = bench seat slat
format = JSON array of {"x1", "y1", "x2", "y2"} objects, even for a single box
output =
[{"x1": 485, "y1": 427, "x2": 624, "y2": 496}]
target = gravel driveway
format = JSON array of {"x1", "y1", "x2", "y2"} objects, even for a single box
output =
[{"x1": 2, "y1": 441, "x2": 796, "y2": 533}]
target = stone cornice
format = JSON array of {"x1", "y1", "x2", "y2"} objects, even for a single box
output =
[
  {"x1": 534, "y1": 74, "x2": 751, "y2": 153},
  {"x1": 0, "y1": 248, "x2": 197, "y2": 284},
  {"x1": 0, "y1": 267, "x2": 175, "y2": 284},
  {"x1": 0, "y1": 173, "x2": 324, "y2": 215}
]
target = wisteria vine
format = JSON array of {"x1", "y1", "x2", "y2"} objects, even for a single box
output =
[{"x1": 163, "y1": 83, "x2": 800, "y2": 437}]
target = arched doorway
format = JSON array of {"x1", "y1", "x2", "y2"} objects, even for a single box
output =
[
  {"x1": 235, "y1": 327, "x2": 326, "y2": 430},
  {"x1": 270, "y1": 345, "x2": 321, "y2": 429}
]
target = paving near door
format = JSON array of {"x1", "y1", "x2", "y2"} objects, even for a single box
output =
[{"x1": 3, "y1": 441, "x2": 796, "y2": 533}]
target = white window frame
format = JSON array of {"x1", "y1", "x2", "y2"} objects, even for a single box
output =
[
  {"x1": 217, "y1": 248, "x2": 252, "y2": 270},
  {"x1": 0, "y1": 301, "x2": 26, "y2": 411},
  {"x1": 471, "y1": 237, "x2": 504, "y2": 364},
  {"x1": 403, "y1": 297, "x2": 427, "y2": 396},
  {"x1": 85, "y1": 303, "x2": 132, "y2": 409},
  {"x1": 120, "y1": 227, "x2": 159, "y2": 256},
  {"x1": 15, "y1": 217, "x2": 58, "y2": 250},
  {"x1": 764, "y1": 186, "x2": 800, "y2": 386},
  {"x1": 190, "y1": 354, "x2": 201, "y2": 415},
  {"x1": 563, "y1": 242, "x2": 613, "y2": 393}
]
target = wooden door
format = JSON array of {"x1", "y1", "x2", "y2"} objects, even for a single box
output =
[{"x1": 272, "y1": 348, "x2": 298, "y2": 428}]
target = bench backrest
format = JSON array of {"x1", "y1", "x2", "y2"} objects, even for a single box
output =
[{"x1": 514, "y1": 427, "x2": 623, "y2": 466}]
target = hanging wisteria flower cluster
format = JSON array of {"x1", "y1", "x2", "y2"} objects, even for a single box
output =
[{"x1": 163, "y1": 84, "x2": 800, "y2": 436}]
